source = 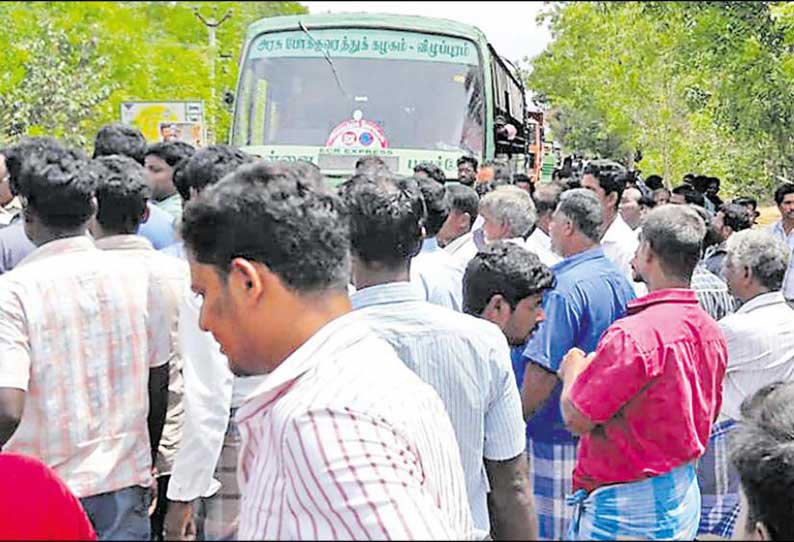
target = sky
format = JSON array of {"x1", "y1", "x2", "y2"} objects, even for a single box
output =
[{"x1": 300, "y1": 2, "x2": 554, "y2": 65}]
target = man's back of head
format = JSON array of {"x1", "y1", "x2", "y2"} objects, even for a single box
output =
[
  {"x1": 340, "y1": 174, "x2": 424, "y2": 276},
  {"x1": 355, "y1": 155, "x2": 389, "y2": 176},
  {"x1": 93, "y1": 123, "x2": 147, "y2": 165},
  {"x1": 636, "y1": 205, "x2": 706, "y2": 285},
  {"x1": 174, "y1": 144, "x2": 254, "y2": 201},
  {"x1": 416, "y1": 176, "x2": 450, "y2": 239},
  {"x1": 414, "y1": 162, "x2": 447, "y2": 185},
  {"x1": 732, "y1": 381, "x2": 794, "y2": 541},
  {"x1": 10, "y1": 138, "x2": 95, "y2": 245},
  {"x1": 88, "y1": 155, "x2": 150, "y2": 237}
]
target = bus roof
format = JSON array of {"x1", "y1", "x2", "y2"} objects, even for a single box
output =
[{"x1": 245, "y1": 12, "x2": 490, "y2": 46}]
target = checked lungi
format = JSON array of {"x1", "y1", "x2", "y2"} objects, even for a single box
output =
[
  {"x1": 566, "y1": 463, "x2": 701, "y2": 541},
  {"x1": 195, "y1": 409, "x2": 242, "y2": 541},
  {"x1": 528, "y1": 438, "x2": 577, "y2": 541},
  {"x1": 696, "y1": 419, "x2": 741, "y2": 538}
]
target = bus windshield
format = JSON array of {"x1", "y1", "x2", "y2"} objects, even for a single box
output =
[{"x1": 233, "y1": 28, "x2": 485, "y2": 155}]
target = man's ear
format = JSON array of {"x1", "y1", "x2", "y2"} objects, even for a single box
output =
[
  {"x1": 482, "y1": 294, "x2": 511, "y2": 326},
  {"x1": 460, "y1": 212, "x2": 472, "y2": 231},
  {"x1": 141, "y1": 204, "x2": 151, "y2": 225},
  {"x1": 228, "y1": 258, "x2": 265, "y2": 305},
  {"x1": 755, "y1": 521, "x2": 772, "y2": 541}
]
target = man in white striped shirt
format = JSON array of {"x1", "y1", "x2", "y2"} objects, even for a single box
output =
[
  {"x1": 179, "y1": 161, "x2": 474, "y2": 540},
  {"x1": 342, "y1": 174, "x2": 538, "y2": 540},
  {"x1": 697, "y1": 229, "x2": 794, "y2": 539}
]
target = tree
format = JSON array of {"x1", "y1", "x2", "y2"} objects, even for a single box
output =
[
  {"x1": 0, "y1": 1, "x2": 307, "y2": 148},
  {"x1": 528, "y1": 1, "x2": 794, "y2": 197}
]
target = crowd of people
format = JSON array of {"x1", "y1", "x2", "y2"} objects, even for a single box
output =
[{"x1": 0, "y1": 125, "x2": 794, "y2": 541}]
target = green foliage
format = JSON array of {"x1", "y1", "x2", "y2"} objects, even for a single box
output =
[
  {"x1": 0, "y1": 1, "x2": 307, "y2": 149},
  {"x1": 529, "y1": 1, "x2": 794, "y2": 198}
]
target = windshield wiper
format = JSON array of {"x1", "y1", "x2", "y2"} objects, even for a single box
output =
[{"x1": 298, "y1": 21, "x2": 350, "y2": 100}]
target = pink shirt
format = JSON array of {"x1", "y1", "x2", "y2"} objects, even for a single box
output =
[
  {"x1": 235, "y1": 311, "x2": 475, "y2": 540},
  {"x1": 570, "y1": 289, "x2": 727, "y2": 493}
]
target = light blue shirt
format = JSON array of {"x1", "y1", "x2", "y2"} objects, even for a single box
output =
[
  {"x1": 768, "y1": 220, "x2": 794, "y2": 300},
  {"x1": 410, "y1": 237, "x2": 464, "y2": 312},
  {"x1": 352, "y1": 281, "x2": 526, "y2": 533},
  {"x1": 138, "y1": 202, "x2": 177, "y2": 250}
]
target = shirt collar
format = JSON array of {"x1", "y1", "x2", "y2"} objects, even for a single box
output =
[
  {"x1": 351, "y1": 281, "x2": 425, "y2": 310},
  {"x1": 16, "y1": 235, "x2": 96, "y2": 268},
  {"x1": 235, "y1": 311, "x2": 371, "y2": 423},
  {"x1": 736, "y1": 291, "x2": 788, "y2": 314},
  {"x1": 1, "y1": 197, "x2": 22, "y2": 213},
  {"x1": 553, "y1": 246, "x2": 606, "y2": 273},
  {"x1": 627, "y1": 288, "x2": 698, "y2": 314},
  {"x1": 94, "y1": 234, "x2": 154, "y2": 252},
  {"x1": 420, "y1": 237, "x2": 440, "y2": 254}
]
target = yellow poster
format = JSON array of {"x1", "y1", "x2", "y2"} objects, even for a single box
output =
[{"x1": 120, "y1": 102, "x2": 204, "y2": 143}]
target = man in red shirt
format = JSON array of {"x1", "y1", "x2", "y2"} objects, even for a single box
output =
[
  {"x1": 0, "y1": 453, "x2": 97, "y2": 540},
  {"x1": 558, "y1": 204, "x2": 728, "y2": 540}
]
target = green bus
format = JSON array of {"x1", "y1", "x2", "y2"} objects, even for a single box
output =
[{"x1": 230, "y1": 12, "x2": 534, "y2": 180}]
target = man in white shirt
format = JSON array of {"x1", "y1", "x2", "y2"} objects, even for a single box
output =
[
  {"x1": 410, "y1": 177, "x2": 466, "y2": 311},
  {"x1": 581, "y1": 162, "x2": 644, "y2": 294},
  {"x1": 160, "y1": 145, "x2": 261, "y2": 541},
  {"x1": 179, "y1": 161, "x2": 474, "y2": 540},
  {"x1": 767, "y1": 183, "x2": 794, "y2": 301},
  {"x1": 526, "y1": 182, "x2": 563, "y2": 266},
  {"x1": 696, "y1": 229, "x2": 794, "y2": 539},
  {"x1": 437, "y1": 183, "x2": 479, "y2": 251},
  {"x1": 343, "y1": 175, "x2": 536, "y2": 540}
]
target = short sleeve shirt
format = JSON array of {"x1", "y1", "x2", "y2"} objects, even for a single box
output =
[
  {"x1": 570, "y1": 289, "x2": 728, "y2": 493},
  {"x1": 521, "y1": 247, "x2": 636, "y2": 443}
]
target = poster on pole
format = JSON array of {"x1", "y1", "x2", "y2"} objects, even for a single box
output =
[{"x1": 120, "y1": 101, "x2": 205, "y2": 145}]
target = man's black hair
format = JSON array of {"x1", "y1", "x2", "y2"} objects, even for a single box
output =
[
  {"x1": 445, "y1": 184, "x2": 479, "y2": 224},
  {"x1": 513, "y1": 173, "x2": 534, "y2": 196},
  {"x1": 719, "y1": 203, "x2": 752, "y2": 233},
  {"x1": 416, "y1": 176, "x2": 450, "y2": 238},
  {"x1": 3, "y1": 137, "x2": 62, "y2": 192},
  {"x1": 90, "y1": 155, "x2": 150, "y2": 234},
  {"x1": 93, "y1": 123, "x2": 147, "y2": 165},
  {"x1": 583, "y1": 161, "x2": 627, "y2": 210},
  {"x1": 181, "y1": 161, "x2": 350, "y2": 291},
  {"x1": 774, "y1": 183, "x2": 794, "y2": 206},
  {"x1": 644, "y1": 174, "x2": 664, "y2": 191},
  {"x1": 145, "y1": 141, "x2": 196, "y2": 168},
  {"x1": 672, "y1": 184, "x2": 706, "y2": 207},
  {"x1": 12, "y1": 138, "x2": 94, "y2": 230},
  {"x1": 638, "y1": 195, "x2": 656, "y2": 210},
  {"x1": 732, "y1": 196, "x2": 758, "y2": 211},
  {"x1": 413, "y1": 162, "x2": 447, "y2": 184},
  {"x1": 339, "y1": 174, "x2": 424, "y2": 269},
  {"x1": 731, "y1": 381, "x2": 794, "y2": 541},
  {"x1": 457, "y1": 155, "x2": 478, "y2": 171},
  {"x1": 174, "y1": 144, "x2": 254, "y2": 201},
  {"x1": 463, "y1": 240, "x2": 555, "y2": 316},
  {"x1": 354, "y1": 155, "x2": 388, "y2": 175}
]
